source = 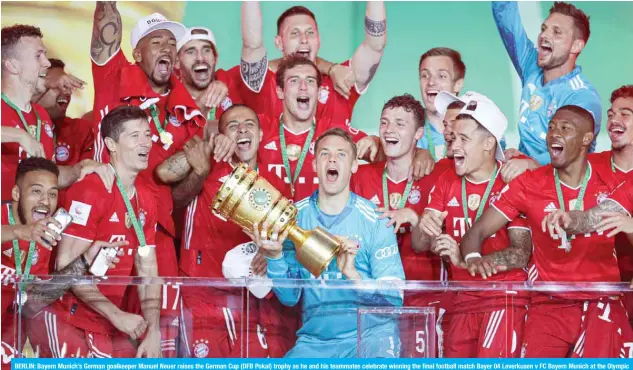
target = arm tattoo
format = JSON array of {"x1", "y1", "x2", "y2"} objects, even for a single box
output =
[
  {"x1": 240, "y1": 55, "x2": 268, "y2": 92},
  {"x1": 166, "y1": 152, "x2": 190, "y2": 179},
  {"x1": 366, "y1": 62, "x2": 380, "y2": 83},
  {"x1": 91, "y1": 1, "x2": 122, "y2": 61},
  {"x1": 22, "y1": 256, "x2": 89, "y2": 318},
  {"x1": 364, "y1": 17, "x2": 386, "y2": 37},
  {"x1": 488, "y1": 228, "x2": 531, "y2": 270},
  {"x1": 172, "y1": 171, "x2": 206, "y2": 209},
  {"x1": 566, "y1": 200, "x2": 627, "y2": 234}
]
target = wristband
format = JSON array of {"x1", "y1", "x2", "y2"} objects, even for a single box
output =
[{"x1": 464, "y1": 252, "x2": 482, "y2": 263}]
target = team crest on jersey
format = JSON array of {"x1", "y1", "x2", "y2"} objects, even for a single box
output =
[
  {"x1": 55, "y1": 144, "x2": 70, "y2": 162},
  {"x1": 44, "y1": 123, "x2": 54, "y2": 138},
  {"x1": 529, "y1": 95, "x2": 543, "y2": 111},
  {"x1": 168, "y1": 115, "x2": 181, "y2": 127},
  {"x1": 346, "y1": 119, "x2": 360, "y2": 135},
  {"x1": 30, "y1": 248, "x2": 39, "y2": 266},
  {"x1": 193, "y1": 339, "x2": 209, "y2": 358},
  {"x1": 318, "y1": 86, "x2": 330, "y2": 104},
  {"x1": 389, "y1": 193, "x2": 402, "y2": 209},
  {"x1": 596, "y1": 191, "x2": 609, "y2": 204},
  {"x1": 221, "y1": 97, "x2": 233, "y2": 111},
  {"x1": 467, "y1": 194, "x2": 481, "y2": 211},
  {"x1": 408, "y1": 189, "x2": 421, "y2": 205},
  {"x1": 286, "y1": 144, "x2": 301, "y2": 161}
]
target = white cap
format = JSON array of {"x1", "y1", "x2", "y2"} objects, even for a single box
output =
[
  {"x1": 177, "y1": 27, "x2": 217, "y2": 52},
  {"x1": 435, "y1": 91, "x2": 493, "y2": 117},
  {"x1": 458, "y1": 98, "x2": 508, "y2": 161},
  {"x1": 130, "y1": 13, "x2": 187, "y2": 49},
  {"x1": 222, "y1": 242, "x2": 272, "y2": 299}
]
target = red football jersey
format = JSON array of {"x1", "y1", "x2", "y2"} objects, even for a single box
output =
[
  {"x1": 180, "y1": 162, "x2": 291, "y2": 278},
  {"x1": 48, "y1": 173, "x2": 157, "y2": 334},
  {"x1": 1, "y1": 101, "x2": 56, "y2": 201},
  {"x1": 257, "y1": 114, "x2": 367, "y2": 202},
  {"x1": 237, "y1": 60, "x2": 363, "y2": 124},
  {"x1": 211, "y1": 68, "x2": 243, "y2": 119},
  {"x1": 351, "y1": 161, "x2": 443, "y2": 281},
  {"x1": 589, "y1": 151, "x2": 633, "y2": 281},
  {"x1": 492, "y1": 162, "x2": 621, "y2": 298},
  {"x1": 425, "y1": 161, "x2": 528, "y2": 283},
  {"x1": 91, "y1": 49, "x2": 205, "y2": 236},
  {"x1": 1, "y1": 203, "x2": 53, "y2": 318},
  {"x1": 54, "y1": 117, "x2": 94, "y2": 166}
]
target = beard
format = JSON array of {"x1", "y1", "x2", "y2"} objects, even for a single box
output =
[
  {"x1": 17, "y1": 201, "x2": 28, "y2": 224},
  {"x1": 537, "y1": 51, "x2": 569, "y2": 70}
]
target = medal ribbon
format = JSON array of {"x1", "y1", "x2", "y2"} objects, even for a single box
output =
[
  {"x1": 382, "y1": 168, "x2": 413, "y2": 210},
  {"x1": 462, "y1": 163, "x2": 498, "y2": 228},
  {"x1": 2, "y1": 93, "x2": 41, "y2": 142},
  {"x1": 611, "y1": 155, "x2": 616, "y2": 173},
  {"x1": 114, "y1": 169, "x2": 146, "y2": 247},
  {"x1": 7, "y1": 208, "x2": 36, "y2": 277},
  {"x1": 279, "y1": 115, "x2": 315, "y2": 196},
  {"x1": 207, "y1": 106, "x2": 216, "y2": 121},
  {"x1": 554, "y1": 165, "x2": 591, "y2": 242}
]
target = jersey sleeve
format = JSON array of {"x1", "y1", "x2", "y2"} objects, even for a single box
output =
[
  {"x1": 492, "y1": 1, "x2": 539, "y2": 83},
  {"x1": 491, "y1": 172, "x2": 530, "y2": 222},
  {"x1": 560, "y1": 89, "x2": 603, "y2": 153},
  {"x1": 62, "y1": 178, "x2": 107, "y2": 243},
  {"x1": 507, "y1": 213, "x2": 530, "y2": 231},
  {"x1": 215, "y1": 67, "x2": 244, "y2": 118},
  {"x1": 340, "y1": 60, "x2": 364, "y2": 111},
  {"x1": 91, "y1": 49, "x2": 127, "y2": 119},
  {"x1": 605, "y1": 179, "x2": 633, "y2": 216},
  {"x1": 266, "y1": 239, "x2": 303, "y2": 307},
  {"x1": 79, "y1": 120, "x2": 96, "y2": 161},
  {"x1": 425, "y1": 175, "x2": 449, "y2": 214}
]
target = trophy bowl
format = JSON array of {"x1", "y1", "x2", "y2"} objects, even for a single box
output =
[{"x1": 212, "y1": 163, "x2": 341, "y2": 277}]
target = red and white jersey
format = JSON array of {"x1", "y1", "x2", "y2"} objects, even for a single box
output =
[
  {"x1": 1, "y1": 203, "x2": 53, "y2": 318},
  {"x1": 606, "y1": 177, "x2": 633, "y2": 214},
  {"x1": 257, "y1": 114, "x2": 367, "y2": 202},
  {"x1": 48, "y1": 173, "x2": 157, "y2": 334},
  {"x1": 425, "y1": 161, "x2": 528, "y2": 283},
  {"x1": 54, "y1": 117, "x2": 94, "y2": 166},
  {"x1": 352, "y1": 161, "x2": 443, "y2": 281},
  {"x1": 211, "y1": 68, "x2": 243, "y2": 119},
  {"x1": 492, "y1": 162, "x2": 622, "y2": 298},
  {"x1": 1, "y1": 101, "x2": 56, "y2": 201},
  {"x1": 237, "y1": 60, "x2": 364, "y2": 124},
  {"x1": 180, "y1": 162, "x2": 290, "y2": 277},
  {"x1": 590, "y1": 151, "x2": 633, "y2": 281},
  {"x1": 91, "y1": 49, "x2": 205, "y2": 236}
]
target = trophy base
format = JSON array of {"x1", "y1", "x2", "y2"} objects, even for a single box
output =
[{"x1": 289, "y1": 226, "x2": 341, "y2": 278}]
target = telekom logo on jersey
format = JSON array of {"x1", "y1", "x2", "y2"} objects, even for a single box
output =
[
  {"x1": 452, "y1": 218, "x2": 497, "y2": 239},
  {"x1": 267, "y1": 164, "x2": 319, "y2": 185}
]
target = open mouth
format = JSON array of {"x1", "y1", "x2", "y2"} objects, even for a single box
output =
[
  {"x1": 608, "y1": 125, "x2": 626, "y2": 141},
  {"x1": 156, "y1": 56, "x2": 172, "y2": 77},
  {"x1": 296, "y1": 96, "x2": 310, "y2": 110},
  {"x1": 192, "y1": 63, "x2": 210, "y2": 80},
  {"x1": 138, "y1": 150, "x2": 149, "y2": 162},
  {"x1": 32, "y1": 207, "x2": 50, "y2": 221},
  {"x1": 453, "y1": 154, "x2": 465, "y2": 168},
  {"x1": 295, "y1": 49, "x2": 311, "y2": 59},
  {"x1": 549, "y1": 142, "x2": 564, "y2": 158},
  {"x1": 326, "y1": 168, "x2": 339, "y2": 183},
  {"x1": 383, "y1": 136, "x2": 400, "y2": 146},
  {"x1": 56, "y1": 96, "x2": 69, "y2": 110},
  {"x1": 538, "y1": 42, "x2": 553, "y2": 59},
  {"x1": 236, "y1": 137, "x2": 252, "y2": 151},
  {"x1": 38, "y1": 71, "x2": 47, "y2": 79},
  {"x1": 425, "y1": 89, "x2": 439, "y2": 103}
]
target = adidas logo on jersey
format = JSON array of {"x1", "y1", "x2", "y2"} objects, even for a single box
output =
[
  {"x1": 447, "y1": 197, "x2": 459, "y2": 207},
  {"x1": 109, "y1": 212, "x2": 119, "y2": 223},
  {"x1": 543, "y1": 202, "x2": 558, "y2": 213},
  {"x1": 264, "y1": 141, "x2": 277, "y2": 151},
  {"x1": 370, "y1": 195, "x2": 381, "y2": 205}
]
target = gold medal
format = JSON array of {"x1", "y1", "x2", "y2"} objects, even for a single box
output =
[
  {"x1": 19, "y1": 290, "x2": 28, "y2": 305},
  {"x1": 286, "y1": 144, "x2": 301, "y2": 161},
  {"x1": 125, "y1": 212, "x2": 132, "y2": 229},
  {"x1": 468, "y1": 194, "x2": 481, "y2": 211},
  {"x1": 159, "y1": 131, "x2": 174, "y2": 146},
  {"x1": 137, "y1": 245, "x2": 150, "y2": 257},
  {"x1": 389, "y1": 193, "x2": 402, "y2": 210},
  {"x1": 27, "y1": 125, "x2": 37, "y2": 137}
]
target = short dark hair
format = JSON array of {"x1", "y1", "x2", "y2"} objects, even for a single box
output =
[
  {"x1": 314, "y1": 128, "x2": 357, "y2": 160},
  {"x1": 218, "y1": 104, "x2": 260, "y2": 133},
  {"x1": 555, "y1": 104, "x2": 595, "y2": 131},
  {"x1": 382, "y1": 94, "x2": 426, "y2": 129},
  {"x1": 446, "y1": 101, "x2": 466, "y2": 111},
  {"x1": 276, "y1": 54, "x2": 322, "y2": 90},
  {"x1": 549, "y1": 2, "x2": 590, "y2": 43},
  {"x1": 101, "y1": 105, "x2": 148, "y2": 143},
  {"x1": 610, "y1": 85, "x2": 633, "y2": 103},
  {"x1": 419, "y1": 47, "x2": 466, "y2": 81},
  {"x1": 277, "y1": 6, "x2": 317, "y2": 34},
  {"x1": 1, "y1": 24, "x2": 43, "y2": 62},
  {"x1": 15, "y1": 157, "x2": 59, "y2": 184},
  {"x1": 48, "y1": 58, "x2": 65, "y2": 70}
]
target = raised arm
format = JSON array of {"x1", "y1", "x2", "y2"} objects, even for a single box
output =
[
  {"x1": 91, "y1": 1, "x2": 123, "y2": 65},
  {"x1": 350, "y1": 1, "x2": 387, "y2": 92},
  {"x1": 492, "y1": 1, "x2": 538, "y2": 81},
  {"x1": 241, "y1": 1, "x2": 268, "y2": 93}
]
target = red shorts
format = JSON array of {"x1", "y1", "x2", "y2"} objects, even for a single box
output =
[
  {"x1": 180, "y1": 288, "x2": 295, "y2": 358},
  {"x1": 402, "y1": 292, "x2": 453, "y2": 358},
  {"x1": 444, "y1": 303, "x2": 526, "y2": 358},
  {"x1": 125, "y1": 228, "x2": 180, "y2": 357},
  {"x1": 26, "y1": 311, "x2": 136, "y2": 358},
  {"x1": 522, "y1": 295, "x2": 633, "y2": 358}
]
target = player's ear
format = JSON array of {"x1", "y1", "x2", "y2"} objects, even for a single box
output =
[
  {"x1": 483, "y1": 136, "x2": 496, "y2": 152},
  {"x1": 414, "y1": 126, "x2": 424, "y2": 141},
  {"x1": 3, "y1": 58, "x2": 20, "y2": 75},
  {"x1": 11, "y1": 185, "x2": 20, "y2": 203},
  {"x1": 276, "y1": 86, "x2": 285, "y2": 100},
  {"x1": 582, "y1": 131, "x2": 594, "y2": 147},
  {"x1": 274, "y1": 35, "x2": 283, "y2": 53},
  {"x1": 571, "y1": 39, "x2": 585, "y2": 55},
  {"x1": 174, "y1": 54, "x2": 181, "y2": 70},
  {"x1": 104, "y1": 136, "x2": 117, "y2": 153},
  {"x1": 453, "y1": 78, "x2": 464, "y2": 94},
  {"x1": 132, "y1": 48, "x2": 142, "y2": 64},
  {"x1": 351, "y1": 159, "x2": 359, "y2": 174}
]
